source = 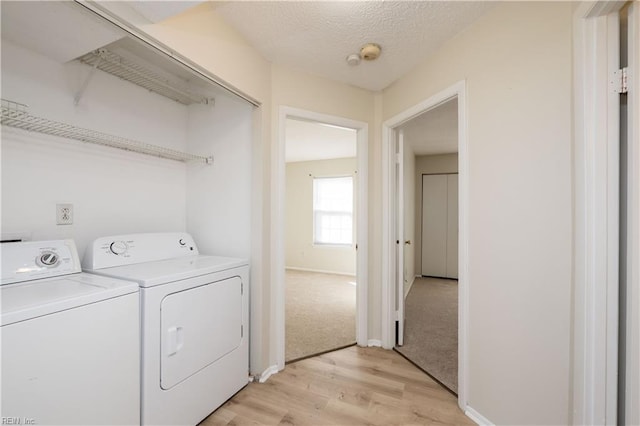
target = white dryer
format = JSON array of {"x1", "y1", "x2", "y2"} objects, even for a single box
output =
[
  {"x1": 83, "y1": 232, "x2": 249, "y2": 426},
  {"x1": 1, "y1": 239, "x2": 140, "y2": 425}
]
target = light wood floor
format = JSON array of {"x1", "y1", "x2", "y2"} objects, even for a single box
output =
[{"x1": 200, "y1": 346, "x2": 473, "y2": 426}]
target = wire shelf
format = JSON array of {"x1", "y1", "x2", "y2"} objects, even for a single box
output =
[
  {"x1": 0, "y1": 99, "x2": 213, "y2": 164},
  {"x1": 78, "y1": 49, "x2": 208, "y2": 106}
]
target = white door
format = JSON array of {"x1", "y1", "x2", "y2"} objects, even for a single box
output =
[
  {"x1": 160, "y1": 277, "x2": 242, "y2": 390},
  {"x1": 421, "y1": 174, "x2": 448, "y2": 277},
  {"x1": 421, "y1": 173, "x2": 458, "y2": 278},
  {"x1": 396, "y1": 130, "x2": 405, "y2": 346},
  {"x1": 622, "y1": 3, "x2": 639, "y2": 424}
]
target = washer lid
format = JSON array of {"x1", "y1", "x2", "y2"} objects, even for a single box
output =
[
  {"x1": 85, "y1": 255, "x2": 248, "y2": 288},
  {"x1": 1, "y1": 273, "x2": 139, "y2": 326}
]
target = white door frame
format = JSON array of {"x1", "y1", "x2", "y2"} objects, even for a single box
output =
[
  {"x1": 625, "y1": 5, "x2": 640, "y2": 423},
  {"x1": 573, "y1": 1, "x2": 630, "y2": 424},
  {"x1": 396, "y1": 129, "x2": 405, "y2": 347},
  {"x1": 274, "y1": 106, "x2": 369, "y2": 371},
  {"x1": 381, "y1": 80, "x2": 468, "y2": 410}
]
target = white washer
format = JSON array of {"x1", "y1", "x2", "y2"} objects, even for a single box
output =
[
  {"x1": 1, "y1": 239, "x2": 140, "y2": 425},
  {"x1": 83, "y1": 233, "x2": 249, "y2": 426}
]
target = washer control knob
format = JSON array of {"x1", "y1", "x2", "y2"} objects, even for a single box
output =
[
  {"x1": 37, "y1": 251, "x2": 59, "y2": 267},
  {"x1": 179, "y1": 238, "x2": 186, "y2": 246},
  {"x1": 109, "y1": 241, "x2": 128, "y2": 256}
]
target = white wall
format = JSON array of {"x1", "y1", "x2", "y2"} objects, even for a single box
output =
[
  {"x1": 285, "y1": 158, "x2": 357, "y2": 275},
  {"x1": 383, "y1": 2, "x2": 573, "y2": 424},
  {"x1": 413, "y1": 154, "x2": 458, "y2": 278},
  {"x1": 186, "y1": 96, "x2": 253, "y2": 259},
  {"x1": 1, "y1": 40, "x2": 187, "y2": 258}
]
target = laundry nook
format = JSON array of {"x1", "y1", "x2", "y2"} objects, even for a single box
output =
[
  {"x1": 1, "y1": 2, "x2": 252, "y2": 425},
  {"x1": 2, "y1": 1, "x2": 638, "y2": 425}
]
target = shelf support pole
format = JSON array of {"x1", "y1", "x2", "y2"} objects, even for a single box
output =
[{"x1": 74, "y1": 57, "x2": 102, "y2": 106}]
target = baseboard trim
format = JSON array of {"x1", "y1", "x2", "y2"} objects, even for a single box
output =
[
  {"x1": 258, "y1": 364, "x2": 279, "y2": 383},
  {"x1": 367, "y1": 339, "x2": 382, "y2": 347},
  {"x1": 285, "y1": 266, "x2": 356, "y2": 277},
  {"x1": 464, "y1": 406, "x2": 494, "y2": 426},
  {"x1": 420, "y1": 274, "x2": 459, "y2": 281},
  {"x1": 404, "y1": 276, "x2": 416, "y2": 299}
]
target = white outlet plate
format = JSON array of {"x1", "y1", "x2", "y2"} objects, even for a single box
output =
[{"x1": 56, "y1": 203, "x2": 73, "y2": 225}]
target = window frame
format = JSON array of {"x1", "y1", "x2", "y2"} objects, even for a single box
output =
[{"x1": 312, "y1": 174, "x2": 355, "y2": 247}]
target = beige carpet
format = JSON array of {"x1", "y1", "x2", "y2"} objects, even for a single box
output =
[
  {"x1": 285, "y1": 269, "x2": 356, "y2": 362},
  {"x1": 396, "y1": 277, "x2": 458, "y2": 393}
]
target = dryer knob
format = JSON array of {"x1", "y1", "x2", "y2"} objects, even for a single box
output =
[
  {"x1": 109, "y1": 241, "x2": 128, "y2": 256},
  {"x1": 37, "y1": 251, "x2": 59, "y2": 267}
]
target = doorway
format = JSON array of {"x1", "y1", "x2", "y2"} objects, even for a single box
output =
[
  {"x1": 394, "y1": 99, "x2": 460, "y2": 394},
  {"x1": 275, "y1": 107, "x2": 369, "y2": 371},
  {"x1": 284, "y1": 118, "x2": 358, "y2": 362},
  {"x1": 573, "y1": 2, "x2": 639, "y2": 423},
  {"x1": 381, "y1": 81, "x2": 468, "y2": 409}
]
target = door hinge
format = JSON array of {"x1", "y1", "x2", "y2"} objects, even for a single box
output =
[
  {"x1": 396, "y1": 153, "x2": 401, "y2": 164},
  {"x1": 241, "y1": 325, "x2": 244, "y2": 337},
  {"x1": 395, "y1": 310, "x2": 400, "y2": 321},
  {"x1": 611, "y1": 67, "x2": 629, "y2": 94},
  {"x1": 241, "y1": 282, "x2": 243, "y2": 295}
]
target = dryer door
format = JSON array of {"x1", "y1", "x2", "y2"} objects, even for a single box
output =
[{"x1": 160, "y1": 276, "x2": 242, "y2": 390}]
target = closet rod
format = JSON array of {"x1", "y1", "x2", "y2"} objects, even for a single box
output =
[{"x1": 0, "y1": 99, "x2": 213, "y2": 164}]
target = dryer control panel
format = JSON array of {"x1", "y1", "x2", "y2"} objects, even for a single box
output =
[
  {"x1": 83, "y1": 233, "x2": 199, "y2": 270},
  {"x1": 1, "y1": 239, "x2": 82, "y2": 285}
]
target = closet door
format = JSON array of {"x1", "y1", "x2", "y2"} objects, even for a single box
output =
[
  {"x1": 421, "y1": 174, "x2": 448, "y2": 277},
  {"x1": 446, "y1": 174, "x2": 459, "y2": 278}
]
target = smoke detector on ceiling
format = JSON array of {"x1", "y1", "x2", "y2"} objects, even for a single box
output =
[
  {"x1": 346, "y1": 43, "x2": 382, "y2": 67},
  {"x1": 346, "y1": 53, "x2": 361, "y2": 66},
  {"x1": 360, "y1": 43, "x2": 381, "y2": 61}
]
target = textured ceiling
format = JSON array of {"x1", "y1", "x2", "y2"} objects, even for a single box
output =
[
  {"x1": 286, "y1": 119, "x2": 357, "y2": 163},
  {"x1": 400, "y1": 98, "x2": 458, "y2": 156},
  {"x1": 212, "y1": 1, "x2": 495, "y2": 91}
]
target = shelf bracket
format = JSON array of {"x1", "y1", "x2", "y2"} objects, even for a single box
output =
[{"x1": 74, "y1": 56, "x2": 102, "y2": 106}]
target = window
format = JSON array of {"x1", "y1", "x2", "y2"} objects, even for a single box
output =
[{"x1": 313, "y1": 176, "x2": 353, "y2": 245}]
